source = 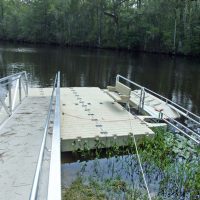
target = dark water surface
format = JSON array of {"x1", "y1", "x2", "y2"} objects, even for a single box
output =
[
  {"x1": 62, "y1": 154, "x2": 162, "y2": 198},
  {"x1": 0, "y1": 41, "x2": 199, "y2": 114},
  {"x1": 1, "y1": 41, "x2": 199, "y2": 199}
]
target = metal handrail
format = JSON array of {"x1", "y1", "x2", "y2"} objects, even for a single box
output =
[
  {"x1": 29, "y1": 72, "x2": 59, "y2": 200},
  {"x1": 116, "y1": 74, "x2": 200, "y2": 144},
  {"x1": 144, "y1": 87, "x2": 200, "y2": 124},
  {"x1": 0, "y1": 71, "x2": 28, "y2": 124},
  {"x1": 163, "y1": 117, "x2": 200, "y2": 144},
  {"x1": 0, "y1": 71, "x2": 27, "y2": 83},
  {"x1": 47, "y1": 71, "x2": 61, "y2": 200},
  {"x1": 116, "y1": 75, "x2": 200, "y2": 125}
]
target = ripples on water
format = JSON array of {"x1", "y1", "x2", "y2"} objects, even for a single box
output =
[{"x1": 0, "y1": 47, "x2": 37, "y2": 53}]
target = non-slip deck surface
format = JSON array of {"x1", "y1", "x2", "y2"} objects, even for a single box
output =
[
  {"x1": 0, "y1": 90, "x2": 50, "y2": 200},
  {"x1": 61, "y1": 87, "x2": 154, "y2": 151}
]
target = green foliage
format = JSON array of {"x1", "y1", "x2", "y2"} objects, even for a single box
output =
[
  {"x1": 62, "y1": 177, "x2": 162, "y2": 200},
  {"x1": 69, "y1": 128, "x2": 200, "y2": 199},
  {"x1": 137, "y1": 129, "x2": 176, "y2": 169},
  {"x1": 0, "y1": 0, "x2": 199, "y2": 55},
  {"x1": 62, "y1": 178, "x2": 106, "y2": 200}
]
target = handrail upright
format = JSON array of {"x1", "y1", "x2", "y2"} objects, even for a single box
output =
[
  {"x1": 19, "y1": 76, "x2": 22, "y2": 103},
  {"x1": 8, "y1": 78, "x2": 12, "y2": 114}
]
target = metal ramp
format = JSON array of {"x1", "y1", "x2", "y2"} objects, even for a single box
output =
[
  {"x1": 0, "y1": 72, "x2": 61, "y2": 200},
  {"x1": 0, "y1": 96, "x2": 50, "y2": 200}
]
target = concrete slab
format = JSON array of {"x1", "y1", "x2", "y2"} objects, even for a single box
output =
[{"x1": 0, "y1": 93, "x2": 50, "y2": 200}]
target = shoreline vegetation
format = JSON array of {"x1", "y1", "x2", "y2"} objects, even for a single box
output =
[
  {"x1": 62, "y1": 128, "x2": 200, "y2": 200},
  {"x1": 0, "y1": 0, "x2": 200, "y2": 56}
]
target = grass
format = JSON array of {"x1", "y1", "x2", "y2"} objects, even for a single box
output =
[
  {"x1": 62, "y1": 177, "x2": 161, "y2": 200},
  {"x1": 63, "y1": 128, "x2": 200, "y2": 199},
  {"x1": 62, "y1": 178, "x2": 105, "y2": 200}
]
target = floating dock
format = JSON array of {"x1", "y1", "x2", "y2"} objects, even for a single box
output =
[
  {"x1": 61, "y1": 87, "x2": 154, "y2": 151},
  {"x1": 0, "y1": 72, "x2": 199, "y2": 200},
  {"x1": 23, "y1": 87, "x2": 155, "y2": 151}
]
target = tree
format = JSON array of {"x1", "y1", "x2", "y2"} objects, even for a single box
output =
[{"x1": 0, "y1": 0, "x2": 199, "y2": 55}]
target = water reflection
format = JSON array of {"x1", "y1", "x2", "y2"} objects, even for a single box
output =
[
  {"x1": 0, "y1": 41, "x2": 199, "y2": 114},
  {"x1": 62, "y1": 155, "x2": 162, "y2": 198}
]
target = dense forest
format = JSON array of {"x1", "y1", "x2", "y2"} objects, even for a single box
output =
[{"x1": 0, "y1": 0, "x2": 200, "y2": 55}]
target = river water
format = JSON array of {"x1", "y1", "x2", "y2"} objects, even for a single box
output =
[
  {"x1": 1, "y1": 41, "x2": 200, "y2": 199},
  {"x1": 0, "y1": 41, "x2": 199, "y2": 114}
]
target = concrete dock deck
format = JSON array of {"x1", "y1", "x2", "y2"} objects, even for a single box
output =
[{"x1": 0, "y1": 89, "x2": 51, "y2": 200}]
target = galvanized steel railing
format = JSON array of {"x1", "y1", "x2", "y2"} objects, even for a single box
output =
[
  {"x1": 29, "y1": 71, "x2": 61, "y2": 200},
  {"x1": 116, "y1": 74, "x2": 200, "y2": 144},
  {"x1": 0, "y1": 71, "x2": 28, "y2": 125}
]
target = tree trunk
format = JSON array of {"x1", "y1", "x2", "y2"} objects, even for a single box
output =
[
  {"x1": 97, "y1": 2, "x2": 102, "y2": 47},
  {"x1": 0, "y1": 1, "x2": 4, "y2": 36},
  {"x1": 173, "y1": 12, "x2": 177, "y2": 54}
]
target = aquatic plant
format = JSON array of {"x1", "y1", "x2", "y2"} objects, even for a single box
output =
[
  {"x1": 62, "y1": 177, "x2": 162, "y2": 200},
  {"x1": 62, "y1": 128, "x2": 200, "y2": 199},
  {"x1": 62, "y1": 178, "x2": 105, "y2": 200}
]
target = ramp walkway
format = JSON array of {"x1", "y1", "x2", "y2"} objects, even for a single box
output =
[
  {"x1": 0, "y1": 72, "x2": 60, "y2": 200},
  {"x1": 0, "y1": 95, "x2": 50, "y2": 200}
]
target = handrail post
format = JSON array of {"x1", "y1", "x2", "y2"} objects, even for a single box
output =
[
  {"x1": 141, "y1": 88, "x2": 145, "y2": 110},
  {"x1": 159, "y1": 111, "x2": 163, "y2": 119},
  {"x1": 19, "y1": 76, "x2": 22, "y2": 103},
  {"x1": 138, "y1": 87, "x2": 145, "y2": 113},
  {"x1": 116, "y1": 74, "x2": 119, "y2": 83},
  {"x1": 8, "y1": 78, "x2": 12, "y2": 115},
  {"x1": 25, "y1": 71, "x2": 28, "y2": 96}
]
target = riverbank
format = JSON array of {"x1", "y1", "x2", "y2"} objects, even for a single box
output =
[
  {"x1": 1, "y1": 0, "x2": 200, "y2": 58},
  {"x1": 1, "y1": 39, "x2": 200, "y2": 57}
]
